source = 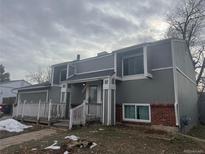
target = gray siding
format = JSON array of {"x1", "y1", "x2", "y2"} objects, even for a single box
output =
[
  {"x1": 116, "y1": 69, "x2": 175, "y2": 104},
  {"x1": 76, "y1": 54, "x2": 114, "y2": 73},
  {"x1": 49, "y1": 86, "x2": 61, "y2": 103},
  {"x1": 173, "y1": 40, "x2": 198, "y2": 129},
  {"x1": 176, "y1": 71, "x2": 198, "y2": 129},
  {"x1": 147, "y1": 41, "x2": 172, "y2": 69},
  {"x1": 19, "y1": 91, "x2": 47, "y2": 103},
  {"x1": 53, "y1": 65, "x2": 67, "y2": 84},
  {"x1": 173, "y1": 40, "x2": 196, "y2": 81}
]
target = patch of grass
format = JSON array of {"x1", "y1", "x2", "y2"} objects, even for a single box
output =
[{"x1": 188, "y1": 124, "x2": 205, "y2": 139}]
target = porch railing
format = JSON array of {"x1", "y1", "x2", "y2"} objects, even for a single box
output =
[
  {"x1": 69, "y1": 100, "x2": 87, "y2": 129},
  {"x1": 12, "y1": 100, "x2": 66, "y2": 124},
  {"x1": 69, "y1": 100, "x2": 102, "y2": 129}
]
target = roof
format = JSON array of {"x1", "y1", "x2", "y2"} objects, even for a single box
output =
[
  {"x1": 51, "y1": 38, "x2": 185, "y2": 68},
  {"x1": 67, "y1": 69, "x2": 115, "y2": 83},
  {"x1": 17, "y1": 81, "x2": 51, "y2": 91},
  {"x1": 0, "y1": 80, "x2": 31, "y2": 85}
]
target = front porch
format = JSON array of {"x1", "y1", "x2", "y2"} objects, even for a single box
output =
[
  {"x1": 12, "y1": 83, "x2": 68, "y2": 125},
  {"x1": 13, "y1": 100, "x2": 67, "y2": 125},
  {"x1": 67, "y1": 72, "x2": 116, "y2": 129}
]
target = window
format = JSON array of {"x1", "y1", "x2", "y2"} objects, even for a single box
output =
[
  {"x1": 60, "y1": 69, "x2": 67, "y2": 81},
  {"x1": 123, "y1": 53, "x2": 144, "y2": 76},
  {"x1": 123, "y1": 104, "x2": 150, "y2": 122}
]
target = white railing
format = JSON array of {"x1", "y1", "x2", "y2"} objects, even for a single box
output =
[
  {"x1": 69, "y1": 100, "x2": 87, "y2": 130},
  {"x1": 13, "y1": 100, "x2": 66, "y2": 124}
]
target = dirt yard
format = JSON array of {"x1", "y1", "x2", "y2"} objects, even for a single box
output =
[{"x1": 1, "y1": 124, "x2": 205, "y2": 154}]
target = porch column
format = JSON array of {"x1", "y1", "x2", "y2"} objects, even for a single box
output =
[{"x1": 102, "y1": 77, "x2": 116, "y2": 126}]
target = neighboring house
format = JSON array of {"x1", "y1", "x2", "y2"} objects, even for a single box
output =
[
  {"x1": 0, "y1": 80, "x2": 31, "y2": 104},
  {"x1": 13, "y1": 38, "x2": 198, "y2": 130}
]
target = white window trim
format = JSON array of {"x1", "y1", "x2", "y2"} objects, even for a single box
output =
[
  {"x1": 122, "y1": 103, "x2": 151, "y2": 123},
  {"x1": 59, "y1": 69, "x2": 67, "y2": 83},
  {"x1": 121, "y1": 46, "x2": 151, "y2": 81}
]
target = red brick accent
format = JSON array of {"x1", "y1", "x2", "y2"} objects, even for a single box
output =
[
  {"x1": 116, "y1": 104, "x2": 176, "y2": 127},
  {"x1": 116, "y1": 104, "x2": 122, "y2": 123},
  {"x1": 151, "y1": 104, "x2": 176, "y2": 127}
]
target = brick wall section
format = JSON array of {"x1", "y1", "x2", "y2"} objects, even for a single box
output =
[
  {"x1": 116, "y1": 104, "x2": 122, "y2": 123},
  {"x1": 151, "y1": 104, "x2": 176, "y2": 126},
  {"x1": 116, "y1": 104, "x2": 176, "y2": 127}
]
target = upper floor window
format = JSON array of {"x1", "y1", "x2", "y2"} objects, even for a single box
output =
[
  {"x1": 123, "y1": 53, "x2": 144, "y2": 76},
  {"x1": 60, "y1": 69, "x2": 67, "y2": 81}
]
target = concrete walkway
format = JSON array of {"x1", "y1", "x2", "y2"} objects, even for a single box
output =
[{"x1": 0, "y1": 128, "x2": 56, "y2": 150}]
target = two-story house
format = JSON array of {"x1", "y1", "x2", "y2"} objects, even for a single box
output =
[{"x1": 13, "y1": 38, "x2": 198, "y2": 130}]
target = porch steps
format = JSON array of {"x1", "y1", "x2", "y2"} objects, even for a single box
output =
[
  {"x1": 86, "y1": 114, "x2": 100, "y2": 122},
  {"x1": 52, "y1": 119, "x2": 69, "y2": 128},
  {"x1": 14, "y1": 116, "x2": 58, "y2": 125}
]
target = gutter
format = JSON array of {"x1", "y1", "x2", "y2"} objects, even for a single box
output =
[{"x1": 171, "y1": 39, "x2": 180, "y2": 127}]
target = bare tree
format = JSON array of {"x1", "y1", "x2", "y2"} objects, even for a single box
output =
[
  {"x1": 26, "y1": 66, "x2": 51, "y2": 84},
  {"x1": 0, "y1": 64, "x2": 10, "y2": 82},
  {"x1": 166, "y1": 0, "x2": 205, "y2": 91}
]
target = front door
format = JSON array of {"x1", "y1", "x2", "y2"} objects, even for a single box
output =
[
  {"x1": 89, "y1": 85, "x2": 98, "y2": 104},
  {"x1": 88, "y1": 85, "x2": 98, "y2": 115}
]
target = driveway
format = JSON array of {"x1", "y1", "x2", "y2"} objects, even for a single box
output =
[{"x1": 0, "y1": 128, "x2": 56, "y2": 150}]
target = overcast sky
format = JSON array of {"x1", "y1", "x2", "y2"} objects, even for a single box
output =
[{"x1": 0, "y1": 0, "x2": 179, "y2": 80}]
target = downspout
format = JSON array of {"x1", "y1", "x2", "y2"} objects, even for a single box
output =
[{"x1": 171, "y1": 39, "x2": 180, "y2": 127}]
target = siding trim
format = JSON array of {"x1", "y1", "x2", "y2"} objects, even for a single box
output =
[
  {"x1": 176, "y1": 67, "x2": 196, "y2": 85},
  {"x1": 152, "y1": 67, "x2": 173, "y2": 71}
]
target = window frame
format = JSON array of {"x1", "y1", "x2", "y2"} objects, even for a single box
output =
[
  {"x1": 122, "y1": 53, "x2": 144, "y2": 76},
  {"x1": 121, "y1": 46, "x2": 150, "y2": 81},
  {"x1": 122, "y1": 103, "x2": 151, "y2": 123},
  {"x1": 59, "y1": 69, "x2": 67, "y2": 82}
]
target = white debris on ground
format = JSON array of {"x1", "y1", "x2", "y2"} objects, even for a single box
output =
[
  {"x1": 98, "y1": 128, "x2": 104, "y2": 131},
  {"x1": 31, "y1": 148, "x2": 37, "y2": 151},
  {"x1": 90, "y1": 142, "x2": 97, "y2": 149},
  {"x1": 65, "y1": 135, "x2": 79, "y2": 141},
  {"x1": 45, "y1": 140, "x2": 60, "y2": 150},
  {"x1": 64, "y1": 151, "x2": 69, "y2": 154},
  {"x1": 0, "y1": 118, "x2": 32, "y2": 132}
]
